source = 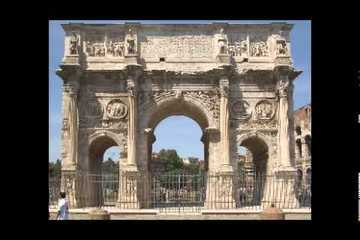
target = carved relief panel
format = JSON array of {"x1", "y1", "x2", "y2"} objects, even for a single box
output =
[
  {"x1": 105, "y1": 99, "x2": 128, "y2": 119},
  {"x1": 227, "y1": 31, "x2": 248, "y2": 58},
  {"x1": 270, "y1": 33, "x2": 290, "y2": 58},
  {"x1": 79, "y1": 86, "x2": 129, "y2": 130},
  {"x1": 249, "y1": 32, "x2": 269, "y2": 57},
  {"x1": 182, "y1": 90, "x2": 220, "y2": 121},
  {"x1": 254, "y1": 100, "x2": 276, "y2": 120},
  {"x1": 84, "y1": 31, "x2": 125, "y2": 58},
  {"x1": 231, "y1": 100, "x2": 251, "y2": 120},
  {"x1": 230, "y1": 98, "x2": 277, "y2": 130}
]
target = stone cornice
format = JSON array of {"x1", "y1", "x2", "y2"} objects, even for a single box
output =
[
  {"x1": 56, "y1": 65, "x2": 82, "y2": 83},
  {"x1": 274, "y1": 66, "x2": 302, "y2": 82},
  {"x1": 62, "y1": 22, "x2": 293, "y2": 32}
]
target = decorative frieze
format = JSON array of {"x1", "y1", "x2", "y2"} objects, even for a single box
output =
[{"x1": 85, "y1": 32, "x2": 125, "y2": 58}]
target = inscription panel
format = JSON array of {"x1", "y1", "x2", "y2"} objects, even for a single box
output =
[{"x1": 140, "y1": 30, "x2": 214, "y2": 60}]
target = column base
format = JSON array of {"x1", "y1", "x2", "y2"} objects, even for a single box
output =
[
  {"x1": 261, "y1": 167, "x2": 299, "y2": 209},
  {"x1": 61, "y1": 170, "x2": 83, "y2": 208},
  {"x1": 204, "y1": 171, "x2": 236, "y2": 209},
  {"x1": 117, "y1": 169, "x2": 141, "y2": 209}
]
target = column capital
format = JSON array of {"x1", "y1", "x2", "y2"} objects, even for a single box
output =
[
  {"x1": 276, "y1": 76, "x2": 291, "y2": 98},
  {"x1": 63, "y1": 82, "x2": 80, "y2": 96},
  {"x1": 56, "y1": 65, "x2": 82, "y2": 83},
  {"x1": 219, "y1": 77, "x2": 229, "y2": 98}
]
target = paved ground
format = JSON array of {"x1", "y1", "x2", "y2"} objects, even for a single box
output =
[{"x1": 49, "y1": 208, "x2": 311, "y2": 220}]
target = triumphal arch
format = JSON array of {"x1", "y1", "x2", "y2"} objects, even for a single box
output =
[{"x1": 56, "y1": 22, "x2": 301, "y2": 210}]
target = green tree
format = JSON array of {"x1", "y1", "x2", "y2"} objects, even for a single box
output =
[
  {"x1": 49, "y1": 159, "x2": 62, "y2": 178},
  {"x1": 158, "y1": 149, "x2": 184, "y2": 173},
  {"x1": 101, "y1": 157, "x2": 119, "y2": 175}
]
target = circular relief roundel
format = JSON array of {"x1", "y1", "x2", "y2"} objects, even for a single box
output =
[
  {"x1": 255, "y1": 100, "x2": 274, "y2": 120},
  {"x1": 232, "y1": 100, "x2": 251, "y2": 119},
  {"x1": 106, "y1": 99, "x2": 128, "y2": 119}
]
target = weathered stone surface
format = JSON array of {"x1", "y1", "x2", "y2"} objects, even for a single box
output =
[{"x1": 57, "y1": 22, "x2": 302, "y2": 210}]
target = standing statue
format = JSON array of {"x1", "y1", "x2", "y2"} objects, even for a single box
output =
[
  {"x1": 69, "y1": 32, "x2": 78, "y2": 55},
  {"x1": 277, "y1": 41, "x2": 288, "y2": 55},
  {"x1": 127, "y1": 29, "x2": 136, "y2": 54},
  {"x1": 107, "y1": 41, "x2": 115, "y2": 56},
  {"x1": 240, "y1": 40, "x2": 248, "y2": 56},
  {"x1": 218, "y1": 28, "x2": 227, "y2": 54}
]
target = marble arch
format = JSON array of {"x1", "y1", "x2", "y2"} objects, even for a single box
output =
[{"x1": 56, "y1": 22, "x2": 302, "y2": 209}]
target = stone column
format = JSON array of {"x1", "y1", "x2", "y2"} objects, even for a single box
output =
[
  {"x1": 219, "y1": 77, "x2": 233, "y2": 173},
  {"x1": 56, "y1": 66, "x2": 83, "y2": 208},
  {"x1": 61, "y1": 82, "x2": 79, "y2": 171},
  {"x1": 278, "y1": 75, "x2": 292, "y2": 168},
  {"x1": 263, "y1": 72, "x2": 298, "y2": 209},
  {"x1": 204, "y1": 77, "x2": 236, "y2": 209},
  {"x1": 126, "y1": 79, "x2": 138, "y2": 169},
  {"x1": 117, "y1": 73, "x2": 140, "y2": 209},
  {"x1": 294, "y1": 138, "x2": 300, "y2": 160},
  {"x1": 301, "y1": 138, "x2": 309, "y2": 159}
]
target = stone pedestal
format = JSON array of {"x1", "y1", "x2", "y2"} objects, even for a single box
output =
[
  {"x1": 61, "y1": 170, "x2": 83, "y2": 208},
  {"x1": 217, "y1": 54, "x2": 231, "y2": 64},
  {"x1": 275, "y1": 56, "x2": 292, "y2": 66},
  {"x1": 62, "y1": 55, "x2": 80, "y2": 65},
  {"x1": 261, "y1": 168, "x2": 299, "y2": 209},
  {"x1": 205, "y1": 171, "x2": 236, "y2": 209},
  {"x1": 117, "y1": 168, "x2": 140, "y2": 209},
  {"x1": 125, "y1": 54, "x2": 140, "y2": 65}
]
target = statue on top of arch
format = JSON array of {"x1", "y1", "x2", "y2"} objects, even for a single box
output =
[
  {"x1": 69, "y1": 32, "x2": 79, "y2": 55},
  {"x1": 126, "y1": 28, "x2": 137, "y2": 55}
]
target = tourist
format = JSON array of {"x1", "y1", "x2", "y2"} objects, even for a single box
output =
[{"x1": 56, "y1": 192, "x2": 69, "y2": 220}]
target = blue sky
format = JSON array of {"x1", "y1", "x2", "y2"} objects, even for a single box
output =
[{"x1": 49, "y1": 20, "x2": 311, "y2": 162}]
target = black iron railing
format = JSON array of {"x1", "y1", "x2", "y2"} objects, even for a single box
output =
[{"x1": 49, "y1": 171, "x2": 311, "y2": 211}]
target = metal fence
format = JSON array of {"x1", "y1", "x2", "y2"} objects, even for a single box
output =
[{"x1": 49, "y1": 171, "x2": 311, "y2": 212}]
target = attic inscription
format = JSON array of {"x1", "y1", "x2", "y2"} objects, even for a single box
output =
[{"x1": 141, "y1": 34, "x2": 213, "y2": 59}]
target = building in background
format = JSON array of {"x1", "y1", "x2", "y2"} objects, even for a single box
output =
[{"x1": 294, "y1": 104, "x2": 311, "y2": 187}]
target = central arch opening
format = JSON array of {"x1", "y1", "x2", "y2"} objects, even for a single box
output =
[
  {"x1": 151, "y1": 116, "x2": 204, "y2": 174},
  {"x1": 146, "y1": 98, "x2": 210, "y2": 210}
]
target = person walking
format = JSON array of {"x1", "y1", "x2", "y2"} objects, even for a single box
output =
[{"x1": 56, "y1": 192, "x2": 69, "y2": 220}]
